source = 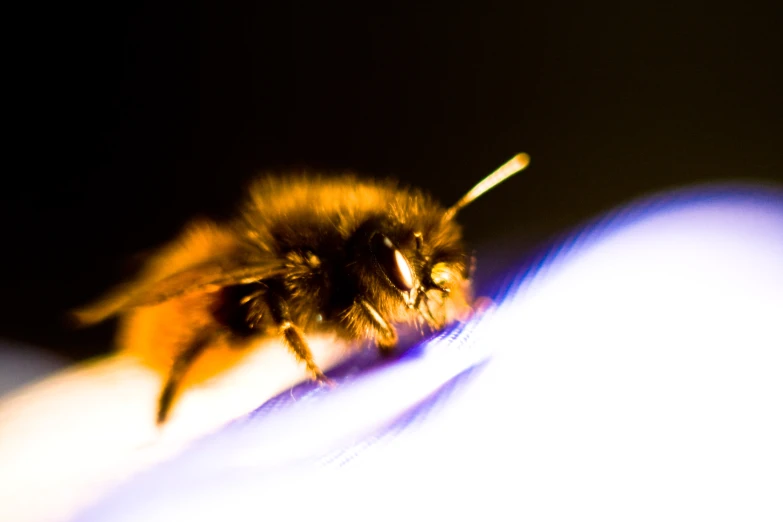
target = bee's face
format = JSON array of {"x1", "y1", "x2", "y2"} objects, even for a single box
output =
[{"x1": 353, "y1": 217, "x2": 471, "y2": 330}]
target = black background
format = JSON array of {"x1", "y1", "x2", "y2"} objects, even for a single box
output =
[{"x1": 3, "y1": 2, "x2": 781, "y2": 361}]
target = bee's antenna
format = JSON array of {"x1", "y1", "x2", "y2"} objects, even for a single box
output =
[{"x1": 443, "y1": 152, "x2": 531, "y2": 221}]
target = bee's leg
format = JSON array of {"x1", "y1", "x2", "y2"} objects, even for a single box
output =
[
  {"x1": 157, "y1": 330, "x2": 215, "y2": 425},
  {"x1": 358, "y1": 298, "x2": 398, "y2": 355},
  {"x1": 264, "y1": 285, "x2": 329, "y2": 383}
]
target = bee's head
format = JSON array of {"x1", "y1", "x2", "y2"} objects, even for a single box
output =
[
  {"x1": 349, "y1": 215, "x2": 471, "y2": 329},
  {"x1": 348, "y1": 152, "x2": 530, "y2": 332}
]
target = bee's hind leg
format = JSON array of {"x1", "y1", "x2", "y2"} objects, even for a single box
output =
[{"x1": 157, "y1": 330, "x2": 215, "y2": 425}]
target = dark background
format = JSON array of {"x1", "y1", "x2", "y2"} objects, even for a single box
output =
[{"x1": 3, "y1": 2, "x2": 781, "y2": 362}]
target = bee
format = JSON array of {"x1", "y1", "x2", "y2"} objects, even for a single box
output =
[{"x1": 72, "y1": 154, "x2": 530, "y2": 425}]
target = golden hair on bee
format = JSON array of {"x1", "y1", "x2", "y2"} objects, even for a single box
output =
[{"x1": 73, "y1": 153, "x2": 530, "y2": 424}]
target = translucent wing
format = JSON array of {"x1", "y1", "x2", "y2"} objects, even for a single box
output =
[{"x1": 71, "y1": 260, "x2": 284, "y2": 326}]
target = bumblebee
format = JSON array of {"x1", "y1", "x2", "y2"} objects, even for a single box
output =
[{"x1": 73, "y1": 154, "x2": 530, "y2": 424}]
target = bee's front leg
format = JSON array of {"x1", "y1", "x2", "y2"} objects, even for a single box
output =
[{"x1": 357, "y1": 298, "x2": 398, "y2": 355}]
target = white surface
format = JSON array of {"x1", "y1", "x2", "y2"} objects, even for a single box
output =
[
  {"x1": 85, "y1": 188, "x2": 783, "y2": 522},
  {"x1": 2, "y1": 186, "x2": 782, "y2": 522}
]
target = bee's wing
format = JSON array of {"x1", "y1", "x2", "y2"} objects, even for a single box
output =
[{"x1": 71, "y1": 260, "x2": 284, "y2": 326}]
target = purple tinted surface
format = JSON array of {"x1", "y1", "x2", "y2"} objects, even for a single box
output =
[{"x1": 74, "y1": 184, "x2": 783, "y2": 522}]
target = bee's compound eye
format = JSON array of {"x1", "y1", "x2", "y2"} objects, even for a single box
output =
[{"x1": 370, "y1": 233, "x2": 415, "y2": 291}]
